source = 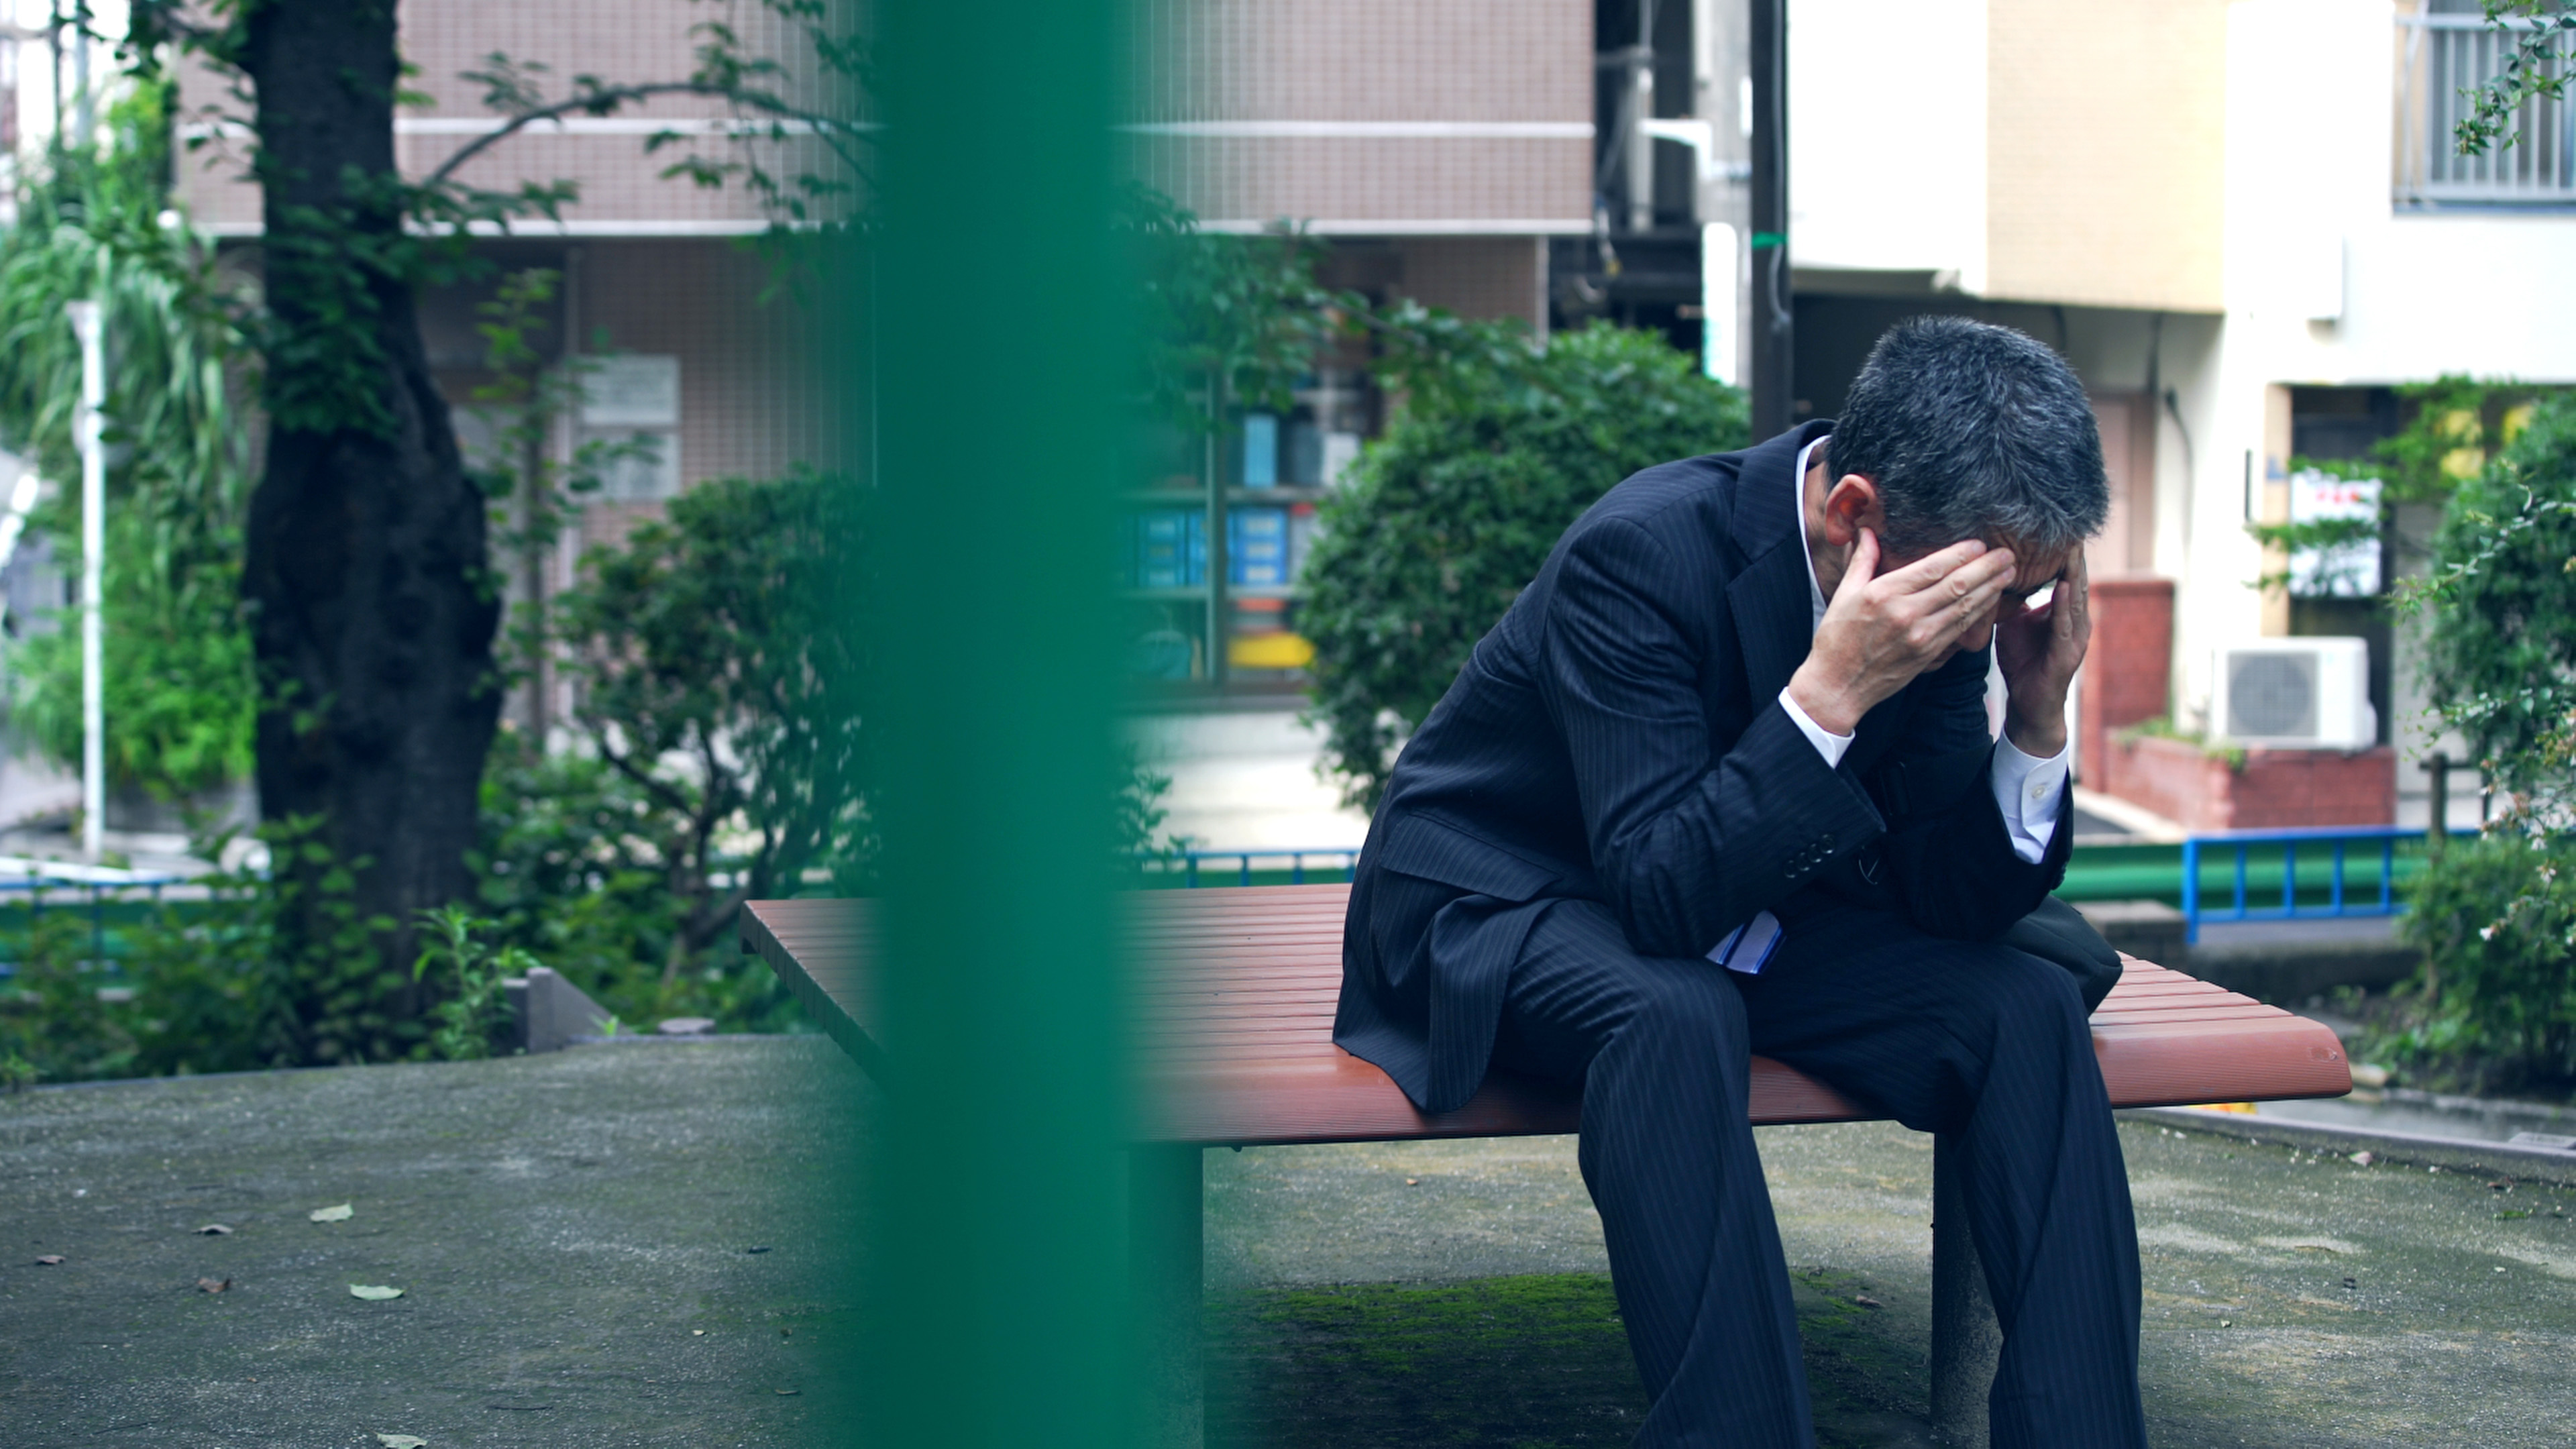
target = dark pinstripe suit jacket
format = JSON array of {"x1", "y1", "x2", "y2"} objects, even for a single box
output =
[{"x1": 1334, "y1": 421, "x2": 2076, "y2": 1114}]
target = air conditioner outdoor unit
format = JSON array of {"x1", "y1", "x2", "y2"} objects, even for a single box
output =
[{"x1": 2210, "y1": 637, "x2": 2375, "y2": 748}]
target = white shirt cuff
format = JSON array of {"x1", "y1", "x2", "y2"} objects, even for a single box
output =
[
  {"x1": 1992, "y1": 731, "x2": 2070, "y2": 865},
  {"x1": 1778, "y1": 686, "x2": 1854, "y2": 769}
]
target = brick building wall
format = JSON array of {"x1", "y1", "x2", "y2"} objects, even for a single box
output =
[
  {"x1": 1126, "y1": 0, "x2": 1591, "y2": 231},
  {"x1": 174, "y1": 0, "x2": 847, "y2": 235},
  {"x1": 1389, "y1": 238, "x2": 1550, "y2": 329},
  {"x1": 2078, "y1": 576, "x2": 2175, "y2": 787}
]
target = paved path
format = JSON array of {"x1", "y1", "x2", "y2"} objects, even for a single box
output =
[
  {"x1": 0, "y1": 1038, "x2": 861, "y2": 1448},
  {"x1": 9, "y1": 1039, "x2": 2573, "y2": 1446},
  {"x1": 1207, "y1": 1119, "x2": 2576, "y2": 1448}
]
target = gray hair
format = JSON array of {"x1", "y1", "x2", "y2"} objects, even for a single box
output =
[{"x1": 1824, "y1": 317, "x2": 2108, "y2": 558}]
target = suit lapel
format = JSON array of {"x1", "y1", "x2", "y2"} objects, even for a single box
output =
[{"x1": 1725, "y1": 421, "x2": 1836, "y2": 708}]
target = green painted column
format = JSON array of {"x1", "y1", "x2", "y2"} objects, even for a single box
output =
[{"x1": 866, "y1": 2, "x2": 1134, "y2": 1445}]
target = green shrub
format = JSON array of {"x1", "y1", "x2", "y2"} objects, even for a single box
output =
[
  {"x1": 1300, "y1": 319, "x2": 1748, "y2": 811},
  {"x1": 2414, "y1": 394, "x2": 2576, "y2": 800},
  {"x1": 0, "y1": 900, "x2": 135, "y2": 1083},
  {"x1": 2395, "y1": 832, "x2": 2576, "y2": 1089},
  {"x1": 0, "y1": 84, "x2": 259, "y2": 804},
  {"x1": 457, "y1": 469, "x2": 861, "y2": 1033},
  {"x1": 2392, "y1": 392, "x2": 2576, "y2": 1087},
  {"x1": 470, "y1": 745, "x2": 811, "y2": 1034},
  {"x1": 411, "y1": 905, "x2": 535, "y2": 1061}
]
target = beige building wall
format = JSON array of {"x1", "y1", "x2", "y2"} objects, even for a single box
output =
[
  {"x1": 174, "y1": 0, "x2": 844, "y2": 234},
  {"x1": 1984, "y1": 0, "x2": 2226, "y2": 312},
  {"x1": 576, "y1": 241, "x2": 839, "y2": 489},
  {"x1": 1128, "y1": 0, "x2": 1592, "y2": 232}
]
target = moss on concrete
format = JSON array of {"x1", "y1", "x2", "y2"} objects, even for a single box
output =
[{"x1": 1206, "y1": 1120, "x2": 2576, "y2": 1448}]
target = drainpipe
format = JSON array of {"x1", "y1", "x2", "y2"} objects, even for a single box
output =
[{"x1": 1748, "y1": 0, "x2": 1793, "y2": 440}]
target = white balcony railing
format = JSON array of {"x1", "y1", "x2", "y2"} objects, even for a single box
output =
[{"x1": 2397, "y1": 11, "x2": 2576, "y2": 205}]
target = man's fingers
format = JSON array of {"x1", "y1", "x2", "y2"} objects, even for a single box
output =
[
  {"x1": 1833, "y1": 527, "x2": 1881, "y2": 602},
  {"x1": 1875, "y1": 537, "x2": 1994, "y2": 594},
  {"x1": 1878, "y1": 546, "x2": 2015, "y2": 619}
]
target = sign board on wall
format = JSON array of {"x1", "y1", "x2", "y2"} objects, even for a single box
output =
[
  {"x1": 580, "y1": 355, "x2": 680, "y2": 500},
  {"x1": 580, "y1": 356, "x2": 680, "y2": 427},
  {"x1": 2288, "y1": 469, "x2": 2381, "y2": 597}
]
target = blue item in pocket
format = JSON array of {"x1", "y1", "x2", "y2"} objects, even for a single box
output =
[{"x1": 1707, "y1": 910, "x2": 1784, "y2": 975}]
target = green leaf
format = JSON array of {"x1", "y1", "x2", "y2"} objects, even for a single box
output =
[{"x1": 348, "y1": 1283, "x2": 405, "y2": 1301}]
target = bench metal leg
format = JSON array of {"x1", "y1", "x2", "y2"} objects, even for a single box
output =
[
  {"x1": 1131, "y1": 1144, "x2": 1205, "y2": 1449},
  {"x1": 1929, "y1": 1131, "x2": 2000, "y2": 1447}
]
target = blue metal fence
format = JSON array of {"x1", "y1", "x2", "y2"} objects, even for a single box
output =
[
  {"x1": 2180, "y1": 826, "x2": 2478, "y2": 943},
  {"x1": 0, "y1": 858, "x2": 190, "y2": 977},
  {"x1": 1136, "y1": 847, "x2": 1360, "y2": 888}
]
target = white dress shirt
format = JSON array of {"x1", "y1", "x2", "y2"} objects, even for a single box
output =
[{"x1": 1776, "y1": 437, "x2": 2066, "y2": 865}]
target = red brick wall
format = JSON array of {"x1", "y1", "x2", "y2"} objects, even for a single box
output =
[
  {"x1": 2100, "y1": 735, "x2": 2396, "y2": 832},
  {"x1": 2078, "y1": 576, "x2": 2174, "y2": 786}
]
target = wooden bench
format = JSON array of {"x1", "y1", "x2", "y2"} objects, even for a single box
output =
[{"x1": 743, "y1": 885, "x2": 2351, "y2": 1448}]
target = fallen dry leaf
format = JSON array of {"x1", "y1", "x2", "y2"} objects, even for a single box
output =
[
  {"x1": 348, "y1": 1283, "x2": 404, "y2": 1301},
  {"x1": 774, "y1": 1388, "x2": 800, "y2": 1396},
  {"x1": 34, "y1": 1254, "x2": 64, "y2": 1266},
  {"x1": 197, "y1": 1224, "x2": 233, "y2": 1236},
  {"x1": 375, "y1": 1435, "x2": 429, "y2": 1448},
  {"x1": 197, "y1": 1277, "x2": 231, "y2": 1293},
  {"x1": 1851, "y1": 1295, "x2": 1883, "y2": 1309},
  {"x1": 309, "y1": 1203, "x2": 354, "y2": 1223}
]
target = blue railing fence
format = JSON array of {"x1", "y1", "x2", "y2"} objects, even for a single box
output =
[
  {"x1": 2181, "y1": 826, "x2": 2479, "y2": 943},
  {"x1": 0, "y1": 857, "x2": 191, "y2": 977},
  {"x1": 1135, "y1": 847, "x2": 1360, "y2": 888}
]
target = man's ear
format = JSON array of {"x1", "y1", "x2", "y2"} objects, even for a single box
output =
[{"x1": 1819, "y1": 474, "x2": 1882, "y2": 549}]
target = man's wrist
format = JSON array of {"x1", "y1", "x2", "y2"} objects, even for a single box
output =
[
  {"x1": 1787, "y1": 661, "x2": 1862, "y2": 737},
  {"x1": 2004, "y1": 707, "x2": 2068, "y2": 759}
]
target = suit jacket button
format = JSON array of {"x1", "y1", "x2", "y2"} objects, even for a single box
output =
[{"x1": 1818, "y1": 833, "x2": 1837, "y2": 853}]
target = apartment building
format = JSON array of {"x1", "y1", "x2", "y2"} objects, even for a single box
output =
[
  {"x1": 1741, "y1": 0, "x2": 2576, "y2": 831},
  {"x1": 1122, "y1": 0, "x2": 1593, "y2": 697},
  {"x1": 155, "y1": 0, "x2": 846, "y2": 732}
]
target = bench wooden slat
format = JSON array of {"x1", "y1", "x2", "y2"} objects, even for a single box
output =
[{"x1": 743, "y1": 885, "x2": 2351, "y2": 1147}]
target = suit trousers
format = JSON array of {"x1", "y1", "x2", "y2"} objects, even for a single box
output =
[{"x1": 1491, "y1": 898, "x2": 2148, "y2": 1449}]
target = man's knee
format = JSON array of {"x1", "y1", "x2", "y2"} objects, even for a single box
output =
[
  {"x1": 1613, "y1": 960, "x2": 1750, "y2": 1058},
  {"x1": 1953, "y1": 945, "x2": 2090, "y2": 1049}
]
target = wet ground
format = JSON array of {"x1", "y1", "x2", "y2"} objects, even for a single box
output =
[{"x1": 7, "y1": 1038, "x2": 2575, "y2": 1447}]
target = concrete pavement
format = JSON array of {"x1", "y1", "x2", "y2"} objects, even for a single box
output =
[{"x1": 9, "y1": 1038, "x2": 2574, "y2": 1448}]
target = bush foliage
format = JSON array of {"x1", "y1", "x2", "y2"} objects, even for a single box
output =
[
  {"x1": 470, "y1": 468, "x2": 863, "y2": 1031},
  {"x1": 1300, "y1": 318, "x2": 1748, "y2": 811},
  {"x1": 2392, "y1": 392, "x2": 2576, "y2": 1089},
  {"x1": 0, "y1": 83, "x2": 259, "y2": 802}
]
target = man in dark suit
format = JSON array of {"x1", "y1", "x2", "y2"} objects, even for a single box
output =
[{"x1": 1334, "y1": 317, "x2": 2145, "y2": 1448}]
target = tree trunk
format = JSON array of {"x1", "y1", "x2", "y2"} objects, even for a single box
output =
[{"x1": 238, "y1": 1, "x2": 501, "y2": 1063}]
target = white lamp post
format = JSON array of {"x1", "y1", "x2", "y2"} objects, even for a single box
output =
[{"x1": 64, "y1": 299, "x2": 103, "y2": 860}]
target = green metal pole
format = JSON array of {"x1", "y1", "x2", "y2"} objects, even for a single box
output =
[{"x1": 867, "y1": 3, "x2": 1134, "y2": 1447}]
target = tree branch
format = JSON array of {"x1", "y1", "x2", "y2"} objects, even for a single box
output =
[{"x1": 422, "y1": 80, "x2": 867, "y2": 192}]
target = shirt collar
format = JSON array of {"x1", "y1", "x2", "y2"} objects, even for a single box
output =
[{"x1": 1792, "y1": 437, "x2": 1829, "y2": 632}]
